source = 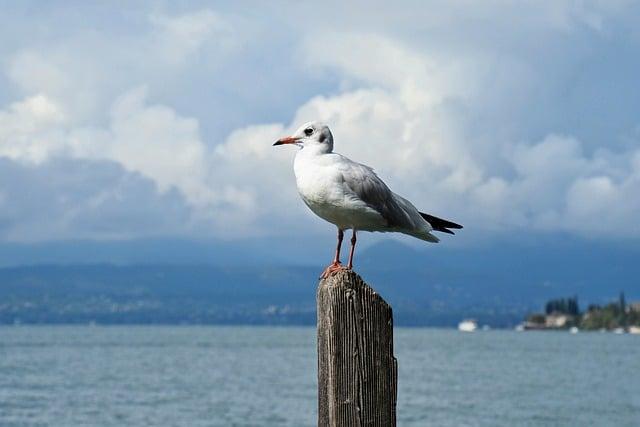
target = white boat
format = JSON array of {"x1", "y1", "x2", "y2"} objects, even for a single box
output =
[
  {"x1": 613, "y1": 327, "x2": 625, "y2": 334},
  {"x1": 458, "y1": 319, "x2": 478, "y2": 332},
  {"x1": 629, "y1": 326, "x2": 640, "y2": 335},
  {"x1": 569, "y1": 326, "x2": 579, "y2": 334}
]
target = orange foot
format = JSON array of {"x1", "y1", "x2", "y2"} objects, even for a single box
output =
[{"x1": 320, "y1": 262, "x2": 349, "y2": 279}]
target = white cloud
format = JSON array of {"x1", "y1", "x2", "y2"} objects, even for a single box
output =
[
  {"x1": 7, "y1": 47, "x2": 114, "y2": 122},
  {"x1": 473, "y1": 135, "x2": 640, "y2": 235},
  {"x1": 210, "y1": 123, "x2": 306, "y2": 236},
  {"x1": 106, "y1": 87, "x2": 214, "y2": 206},
  {"x1": 0, "y1": 157, "x2": 192, "y2": 241},
  {"x1": 0, "y1": 88, "x2": 214, "y2": 207},
  {"x1": 149, "y1": 9, "x2": 239, "y2": 65},
  {"x1": 303, "y1": 32, "x2": 480, "y2": 112},
  {"x1": 0, "y1": 94, "x2": 68, "y2": 163},
  {"x1": 0, "y1": 2, "x2": 639, "y2": 242}
]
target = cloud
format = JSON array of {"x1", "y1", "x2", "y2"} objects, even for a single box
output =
[
  {"x1": 0, "y1": 87, "x2": 214, "y2": 204},
  {"x1": 0, "y1": 157, "x2": 192, "y2": 241},
  {"x1": 149, "y1": 9, "x2": 238, "y2": 65},
  {"x1": 219, "y1": 89, "x2": 640, "y2": 238},
  {"x1": 473, "y1": 135, "x2": 640, "y2": 236},
  {"x1": 0, "y1": 2, "x2": 639, "y2": 242},
  {"x1": 0, "y1": 94, "x2": 68, "y2": 163},
  {"x1": 105, "y1": 87, "x2": 214, "y2": 206}
]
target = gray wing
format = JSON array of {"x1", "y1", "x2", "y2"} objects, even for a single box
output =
[{"x1": 339, "y1": 158, "x2": 415, "y2": 229}]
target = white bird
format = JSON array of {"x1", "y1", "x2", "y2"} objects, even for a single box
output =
[{"x1": 274, "y1": 121, "x2": 462, "y2": 278}]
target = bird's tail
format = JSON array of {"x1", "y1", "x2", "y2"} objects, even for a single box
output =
[
  {"x1": 419, "y1": 212, "x2": 463, "y2": 235},
  {"x1": 411, "y1": 230, "x2": 440, "y2": 243}
]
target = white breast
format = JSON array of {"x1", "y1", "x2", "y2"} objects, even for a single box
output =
[{"x1": 293, "y1": 150, "x2": 386, "y2": 230}]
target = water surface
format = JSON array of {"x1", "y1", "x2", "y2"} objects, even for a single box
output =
[{"x1": 0, "y1": 326, "x2": 638, "y2": 426}]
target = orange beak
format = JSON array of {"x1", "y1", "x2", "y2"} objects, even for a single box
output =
[{"x1": 273, "y1": 136, "x2": 300, "y2": 146}]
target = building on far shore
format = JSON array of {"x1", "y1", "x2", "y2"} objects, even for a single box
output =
[
  {"x1": 628, "y1": 302, "x2": 640, "y2": 313},
  {"x1": 545, "y1": 312, "x2": 573, "y2": 328},
  {"x1": 524, "y1": 311, "x2": 577, "y2": 330},
  {"x1": 524, "y1": 297, "x2": 640, "y2": 332}
]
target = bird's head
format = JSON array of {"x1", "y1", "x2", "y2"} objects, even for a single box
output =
[{"x1": 273, "y1": 121, "x2": 333, "y2": 153}]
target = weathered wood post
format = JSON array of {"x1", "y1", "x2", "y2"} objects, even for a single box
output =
[{"x1": 317, "y1": 270, "x2": 398, "y2": 426}]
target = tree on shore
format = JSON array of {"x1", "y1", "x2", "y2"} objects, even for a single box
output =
[
  {"x1": 545, "y1": 296, "x2": 579, "y2": 316},
  {"x1": 620, "y1": 292, "x2": 627, "y2": 329}
]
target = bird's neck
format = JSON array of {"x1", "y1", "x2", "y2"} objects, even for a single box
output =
[
  {"x1": 294, "y1": 145, "x2": 333, "y2": 180},
  {"x1": 297, "y1": 144, "x2": 332, "y2": 158}
]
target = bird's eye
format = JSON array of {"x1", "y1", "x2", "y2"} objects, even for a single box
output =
[{"x1": 304, "y1": 128, "x2": 313, "y2": 136}]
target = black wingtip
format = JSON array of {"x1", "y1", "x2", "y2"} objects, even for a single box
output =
[{"x1": 419, "y1": 212, "x2": 463, "y2": 235}]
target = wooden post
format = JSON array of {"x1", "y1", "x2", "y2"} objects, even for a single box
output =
[{"x1": 317, "y1": 270, "x2": 398, "y2": 427}]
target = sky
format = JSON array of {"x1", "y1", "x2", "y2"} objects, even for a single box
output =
[{"x1": 1, "y1": 1, "x2": 640, "y2": 248}]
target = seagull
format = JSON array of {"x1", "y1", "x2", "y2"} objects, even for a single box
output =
[{"x1": 274, "y1": 121, "x2": 462, "y2": 278}]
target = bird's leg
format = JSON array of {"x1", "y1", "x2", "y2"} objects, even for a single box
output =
[
  {"x1": 320, "y1": 229, "x2": 345, "y2": 279},
  {"x1": 333, "y1": 228, "x2": 344, "y2": 264},
  {"x1": 347, "y1": 230, "x2": 357, "y2": 270}
]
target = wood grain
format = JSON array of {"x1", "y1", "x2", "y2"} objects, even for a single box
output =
[{"x1": 317, "y1": 270, "x2": 397, "y2": 426}]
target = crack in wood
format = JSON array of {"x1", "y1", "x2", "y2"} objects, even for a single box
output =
[{"x1": 317, "y1": 270, "x2": 398, "y2": 427}]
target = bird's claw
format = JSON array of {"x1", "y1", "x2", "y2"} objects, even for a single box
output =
[{"x1": 320, "y1": 262, "x2": 350, "y2": 279}]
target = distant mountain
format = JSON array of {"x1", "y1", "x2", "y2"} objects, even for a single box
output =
[
  {"x1": 0, "y1": 236, "x2": 336, "y2": 267},
  {"x1": 0, "y1": 238, "x2": 283, "y2": 267},
  {"x1": 356, "y1": 237, "x2": 640, "y2": 325},
  {"x1": 359, "y1": 237, "x2": 640, "y2": 302},
  {"x1": 0, "y1": 236, "x2": 638, "y2": 327},
  {"x1": 0, "y1": 264, "x2": 319, "y2": 325}
]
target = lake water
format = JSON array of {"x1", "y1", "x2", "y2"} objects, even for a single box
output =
[{"x1": 0, "y1": 326, "x2": 638, "y2": 426}]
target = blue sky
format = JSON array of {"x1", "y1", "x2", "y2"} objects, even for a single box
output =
[{"x1": 1, "y1": 1, "x2": 639, "y2": 247}]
